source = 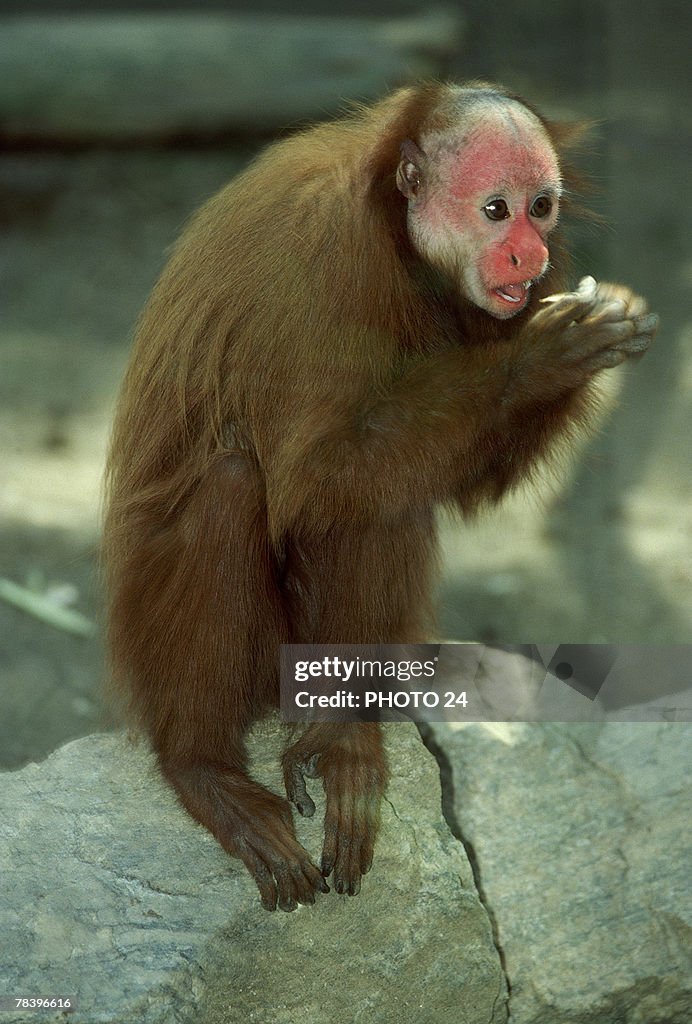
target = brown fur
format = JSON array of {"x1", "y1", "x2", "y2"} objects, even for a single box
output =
[{"x1": 103, "y1": 81, "x2": 650, "y2": 911}]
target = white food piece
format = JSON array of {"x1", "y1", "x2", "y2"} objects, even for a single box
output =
[{"x1": 540, "y1": 275, "x2": 598, "y2": 304}]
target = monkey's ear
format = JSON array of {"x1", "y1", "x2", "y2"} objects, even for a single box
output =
[{"x1": 396, "y1": 139, "x2": 425, "y2": 199}]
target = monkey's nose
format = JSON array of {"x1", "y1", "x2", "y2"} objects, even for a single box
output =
[{"x1": 509, "y1": 241, "x2": 549, "y2": 279}]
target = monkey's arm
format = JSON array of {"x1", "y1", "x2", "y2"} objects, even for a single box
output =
[{"x1": 266, "y1": 279, "x2": 657, "y2": 536}]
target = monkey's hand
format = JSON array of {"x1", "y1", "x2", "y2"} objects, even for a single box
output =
[
  {"x1": 283, "y1": 723, "x2": 387, "y2": 897},
  {"x1": 510, "y1": 276, "x2": 659, "y2": 403}
]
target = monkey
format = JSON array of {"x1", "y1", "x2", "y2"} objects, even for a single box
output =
[{"x1": 103, "y1": 81, "x2": 658, "y2": 912}]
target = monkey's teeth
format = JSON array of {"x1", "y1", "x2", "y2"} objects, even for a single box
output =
[{"x1": 495, "y1": 282, "x2": 531, "y2": 303}]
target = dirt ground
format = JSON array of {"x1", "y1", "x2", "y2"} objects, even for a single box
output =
[{"x1": 1, "y1": 124, "x2": 690, "y2": 769}]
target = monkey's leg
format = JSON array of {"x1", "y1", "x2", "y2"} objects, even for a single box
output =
[
  {"x1": 280, "y1": 518, "x2": 430, "y2": 893},
  {"x1": 111, "y1": 455, "x2": 327, "y2": 911}
]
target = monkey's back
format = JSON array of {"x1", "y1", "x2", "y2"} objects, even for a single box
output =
[{"x1": 103, "y1": 87, "x2": 453, "y2": 553}]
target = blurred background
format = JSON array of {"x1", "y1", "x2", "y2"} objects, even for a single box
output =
[{"x1": 1, "y1": 0, "x2": 690, "y2": 769}]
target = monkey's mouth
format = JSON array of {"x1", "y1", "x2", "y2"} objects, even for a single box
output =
[{"x1": 493, "y1": 281, "x2": 532, "y2": 307}]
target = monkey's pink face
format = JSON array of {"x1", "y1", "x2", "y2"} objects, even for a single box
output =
[
  {"x1": 449, "y1": 130, "x2": 560, "y2": 318},
  {"x1": 399, "y1": 111, "x2": 562, "y2": 319}
]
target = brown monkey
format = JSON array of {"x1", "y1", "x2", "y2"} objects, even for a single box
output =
[{"x1": 103, "y1": 81, "x2": 658, "y2": 911}]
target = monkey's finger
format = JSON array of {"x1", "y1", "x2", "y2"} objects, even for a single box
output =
[
  {"x1": 272, "y1": 846, "x2": 316, "y2": 912},
  {"x1": 361, "y1": 851, "x2": 373, "y2": 877},
  {"x1": 322, "y1": 801, "x2": 371, "y2": 895},
  {"x1": 272, "y1": 847, "x2": 329, "y2": 911},
  {"x1": 580, "y1": 333, "x2": 651, "y2": 373},
  {"x1": 626, "y1": 317, "x2": 659, "y2": 362},
  {"x1": 631, "y1": 312, "x2": 659, "y2": 337},
  {"x1": 240, "y1": 821, "x2": 328, "y2": 911},
  {"x1": 334, "y1": 838, "x2": 362, "y2": 897},
  {"x1": 350, "y1": 818, "x2": 377, "y2": 886},
  {"x1": 275, "y1": 883, "x2": 298, "y2": 912},
  {"x1": 272, "y1": 856, "x2": 312, "y2": 912},
  {"x1": 533, "y1": 291, "x2": 599, "y2": 331},
  {"x1": 581, "y1": 349, "x2": 629, "y2": 373},
  {"x1": 283, "y1": 760, "x2": 316, "y2": 818},
  {"x1": 583, "y1": 299, "x2": 627, "y2": 325},
  {"x1": 302, "y1": 753, "x2": 321, "y2": 778},
  {"x1": 301, "y1": 862, "x2": 331, "y2": 899},
  {"x1": 321, "y1": 817, "x2": 338, "y2": 878},
  {"x1": 336, "y1": 827, "x2": 375, "y2": 894},
  {"x1": 612, "y1": 333, "x2": 654, "y2": 356},
  {"x1": 235, "y1": 840, "x2": 279, "y2": 911},
  {"x1": 537, "y1": 276, "x2": 601, "y2": 334},
  {"x1": 625, "y1": 294, "x2": 649, "y2": 319},
  {"x1": 569, "y1": 318, "x2": 641, "y2": 357},
  {"x1": 320, "y1": 770, "x2": 348, "y2": 880},
  {"x1": 617, "y1": 291, "x2": 648, "y2": 320},
  {"x1": 332, "y1": 842, "x2": 361, "y2": 896},
  {"x1": 320, "y1": 784, "x2": 355, "y2": 884},
  {"x1": 258, "y1": 882, "x2": 279, "y2": 912},
  {"x1": 604, "y1": 315, "x2": 658, "y2": 359},
  {"x1": 595, "y1": 282, "x2": 649, "y2": 320}
]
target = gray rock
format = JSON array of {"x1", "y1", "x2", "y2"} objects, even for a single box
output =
[
  {"x1": 431, "y1": 720, "x2": 692, "y2": 1024},
  {"x1": 0, "y1": 11, "x2": 463, "y2": 142},
  {"x1": 0, "y1": 720, "x2": 506, "y2": 1024}
]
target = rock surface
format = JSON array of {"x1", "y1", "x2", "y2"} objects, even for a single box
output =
[
  {"x1": 0, "y1": 721, "x2": 506, "y2": 1024},
  {"x1": 431, "y1": 720, "x2": 692, "y2": 1024}
]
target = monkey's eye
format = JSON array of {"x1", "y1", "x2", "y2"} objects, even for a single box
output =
[
  {"x1": 530, "y1": 195, "x2": 553, "y2": 218},
  {"x1": 483, "y1": 199, "x2": 510, "y2": 221}
]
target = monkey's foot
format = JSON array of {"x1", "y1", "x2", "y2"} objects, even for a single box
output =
[
  {"x1": 165, "y1": 763, "x2": 328, "y2": 912},
  {"x1": 229, "y1": 791, "x2": 330, "y2": 911},
  {"x1": 283, "y1": 723, "x2": 388, "y2": 897}
]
